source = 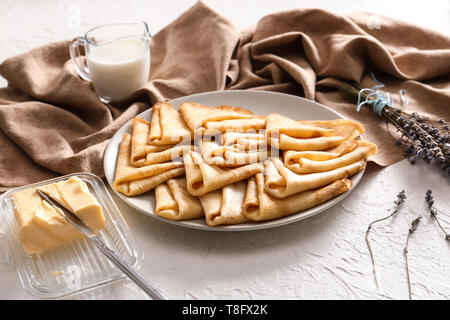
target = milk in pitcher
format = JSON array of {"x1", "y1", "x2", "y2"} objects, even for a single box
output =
[{"x1": 86, "y1": 37, "x2": 150, "y2": 102}]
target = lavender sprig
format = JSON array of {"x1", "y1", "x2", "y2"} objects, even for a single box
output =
[
  {"x1": 404, "y1": 216, "x2": 422, "y2": 300},
  {"x1": 365, "y1": 190, "x2": 406, "y2": 289},
  {"x1": 338, "y1": 82, "x2": 450, "y2": 177},
  {"x1": 425, "y1": 189, "x2": 450, "y2": 241}
]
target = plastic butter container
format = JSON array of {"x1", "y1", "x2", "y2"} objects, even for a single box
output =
[{"x1": 0, "y1": 173, "x2": 143, "y2": 299}]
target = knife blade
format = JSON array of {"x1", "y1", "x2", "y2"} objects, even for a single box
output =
[{"x1": 36, "y1": 189, "x2": 168, "y2": 300}]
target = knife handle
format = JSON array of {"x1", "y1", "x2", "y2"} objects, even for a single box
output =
[{"x1": 92, "y1": 236, "x2": 169, "y2": 300}]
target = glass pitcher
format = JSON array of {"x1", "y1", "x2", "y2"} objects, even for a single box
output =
[{"x1": 69, "y1": 22, "x2": 151, "y2": 103}]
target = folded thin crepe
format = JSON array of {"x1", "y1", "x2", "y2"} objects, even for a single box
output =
[
  {"x1": 131, "y1": 118, "x2": 172, "y2": 166},
  {"x1": 284, "y1": 140, "x2": 377, "y2": 174},
  {"x1": 183, "y1": 151, "x2": 263, "y2": 196},
  {"x1": 243, "y1": 173, "x2": 352, "y2": 221},
  {"x1": 205, "y1": 116, "x2": 266, "y2": 133},
  {"x1": 143, "y1": 145, "x2": 194, "y2": 167},
  {"x1": 284, "y1": 139, "x2": 358, "y2": 162},
  {"x1": 222, "y1": 131, "x2": 267, "y2": 151},
  {"x1": 131, "y1": 117, "x2": 193, "y2": 167},
  {"x1": 264, "y1": 157, "x2": 365, "y2": 198},
  {"x1": 155, "y1": 177, "x2": 204, "y2": 220},
  {"x1": 114, "y1": 133, "x2": 185, "y2": 196},
  {"x1": 200, "y1": 140, "x2": 270, "y2": 167},
  {"x1": 200, "y1": 181, "x2": 249, "y2": 226},
  {"x1": 266, "y1": 113, "x2": 335, "y2": 138},
  {"x1": 267, "y1": 114, "x2": 364, "y2": 151},
  {"x1": 149, "y1": 102, "x2": 193, "y2": 145},
  {"x1": 179, "y1": 102, "x2": 262, "y2": 136}
]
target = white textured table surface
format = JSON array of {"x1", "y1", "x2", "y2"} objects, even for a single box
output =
[{"x1": 0, "y1": 0, "x2": 449, "y2": 300}]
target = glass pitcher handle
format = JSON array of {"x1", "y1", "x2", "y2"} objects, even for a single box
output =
[{"x1": 69, "y1": 36, "x2": 91, "y2": 82}]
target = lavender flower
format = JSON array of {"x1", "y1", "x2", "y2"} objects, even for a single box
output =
[
  {"x1": 404, "y1": 216, "x2": 422, "y2": 300},
  {"x1": 337, "y1": 82, "x2": 450, "y2": 177},
  {"x1": 425, "y1": 190, "x2": 450, "y2": 241},
  {"x1": 365, "y1": 189, "x2": 407, "y2": 288},
  {"x1": 408, "y1": 216, "x2": 422, "y2": 235},
  {"x1": 394, "y1": 189, "x2": 406, "y2": 205}
]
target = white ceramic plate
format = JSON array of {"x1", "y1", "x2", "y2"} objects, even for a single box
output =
[{"x1": 104, "y1": 90, "x2": 364, "y2": 231}]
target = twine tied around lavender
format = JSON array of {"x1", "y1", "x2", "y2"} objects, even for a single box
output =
[{"x1": 356, "y1": 72, "x2": 408, "y2": 116}]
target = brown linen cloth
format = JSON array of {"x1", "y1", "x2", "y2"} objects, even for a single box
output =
[{"x1": 0, "y1": 1, "x2": 449, "y2": 191}]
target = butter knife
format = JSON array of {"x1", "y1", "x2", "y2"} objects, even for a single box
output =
[{"x1": 36, "y1": 189, "x2": 169, "y2": 300}]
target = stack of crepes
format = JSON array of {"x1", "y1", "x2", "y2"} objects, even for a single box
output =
[{"x1": 113, "y1": 102, "x2": 378, "y2": 226}]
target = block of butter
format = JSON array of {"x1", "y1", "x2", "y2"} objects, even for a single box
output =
[{"x1": 11, "y1": 176, "x2": 106, "y2": 254}]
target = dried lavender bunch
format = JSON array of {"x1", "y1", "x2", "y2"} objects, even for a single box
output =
[
  {"x1": 404, "y1": 216, "x2": 422, "y2": 300},
  {"x1": 338, "y1": 82, "x2": 450, "y2": 177},
  {"x1": 365, "y1": 190, "x2": 406, "y2": 289},
  {"x1": 425, "y1": 189, "x2": 450, "y2": 241}
]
